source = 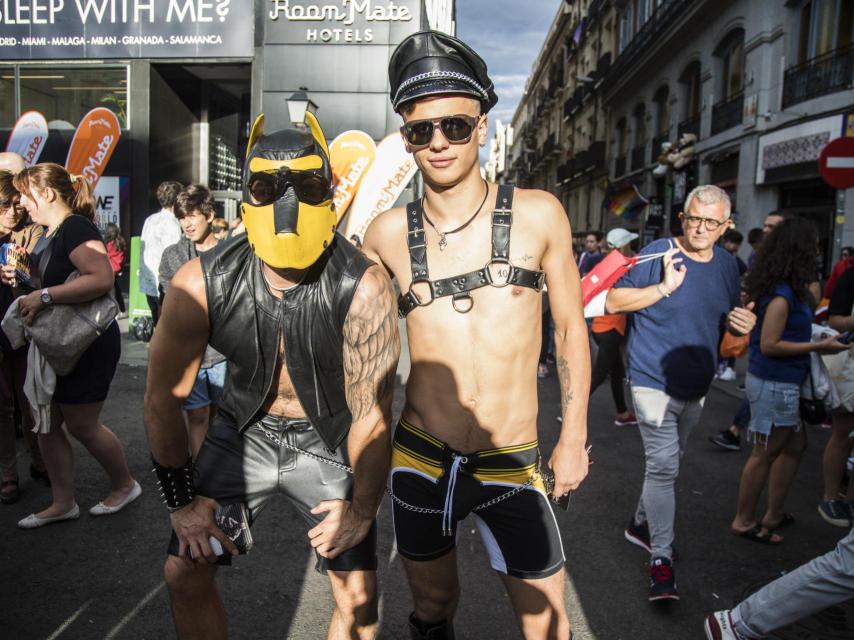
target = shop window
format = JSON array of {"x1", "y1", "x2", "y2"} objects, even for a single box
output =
[
  {"x1": 0, "y1": 67, "x2": 14, "y2": 129},
  {"x1": 679, "y1": 61, "x2": 702, "y2": 122},
  {"x1": 798, "y1": 0, "x2": 854, "y2": 62},
  {"x1": 637, "y1": 0, "x2": 652, "y2": 29},
  {"x1": 618, "y1": 3, "x2": 633, "y2": 53},
  {"x1": 19, "y1": 67, "x2": 128, "y2": 129},
  {"x1": 616, "y1": 117, "x2": 628, "y2": 156},
  {"x1": 633, "y1": 103, "x2": 647, "y2": 146},
  {"x1": 714, "y1": 29, "x2": 745, "y2": 102},
  {"x1": 653, "y1": 85, "x2": 671, "y2": 136}
]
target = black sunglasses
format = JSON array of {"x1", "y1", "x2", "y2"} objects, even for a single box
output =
[
  {"x1": 246, "y1": 168, "x2": 332, "y2": 207},
  {"x1": 400, "y1": 114, "x2": 481, "y2": 149}
]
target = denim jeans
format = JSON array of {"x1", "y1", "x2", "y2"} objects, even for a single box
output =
[
  {"x1": 732, "y1": 527, "x2": 854, "y2": 637},
  {"x1": 631, "y1": 386, "x2": 705, "y2": 561}
]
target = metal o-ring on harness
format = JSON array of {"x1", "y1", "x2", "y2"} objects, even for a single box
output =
[{"x1": 484, "y1": 258, "x2": 514, "y2": 288}]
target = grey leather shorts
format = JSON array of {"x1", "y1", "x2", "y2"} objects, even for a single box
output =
[{"x1": 167, "y1": 413, "x2": 377, "y2": 573}]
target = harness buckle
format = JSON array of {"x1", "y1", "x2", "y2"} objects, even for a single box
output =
[
  {"x1": 484, "y1": 259, "x2": 514, "y2": 288},
  {"x1": 492, "y1": 208, "x2": 512, "y2": 226},
  {"x1": 406, "y1": 279, "x2": 435, "y2": 308}
]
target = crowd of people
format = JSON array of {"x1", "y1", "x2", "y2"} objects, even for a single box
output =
[{"x1": 1, "y1": 27, "x2": 853, "y2": 640}]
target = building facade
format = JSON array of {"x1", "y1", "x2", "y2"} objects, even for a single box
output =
[
  {"x1": 0, "y1": 0, "x2": 455, "y2": 235},
  {"x1": 506, "y1": 0, "x2": 853, "y2": 270}
]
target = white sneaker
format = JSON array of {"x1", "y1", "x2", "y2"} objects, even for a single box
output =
[
  {"x1": 703, "y1": 610, "x2": 747, "y2": 639},
  {"x1": 718, "y1": 367, "x2": 737, "y2": 381}
]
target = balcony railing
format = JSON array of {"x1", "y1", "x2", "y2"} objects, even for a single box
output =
[
  {"x1": 677, "y1": 115, "x2": 700, "y2": 139},
  {"x1": 782, "y1": 43, "x2": 854, "y2": 108},
  {"x1": 603, "y1": 0, "x2": 695, "y2": 92},
  {"x1": 711, "y1": 91, "x2": 744, "y2": 136},
  {"x1": 614, "y1": 154, "x2": 627, "y2": 177},
  {"x1": 631, "y1": 144, "x2": 648, "y2": 171}
]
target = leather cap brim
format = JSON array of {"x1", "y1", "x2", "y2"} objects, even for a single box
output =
[{"x1": 390, "y1": 30, "x2": 498, "y2": 113}]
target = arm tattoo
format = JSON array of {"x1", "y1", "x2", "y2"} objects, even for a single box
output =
[
  {"x1": 557, "y1": 356, "x2": 574, "y2": 414},
  {"x1": 343, "y1": 268, "x2": 401, "y2": 422}
]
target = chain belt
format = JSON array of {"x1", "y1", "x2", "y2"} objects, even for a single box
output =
[{"x1": 255, "y1": 425, "x2": 541, "y2": 515}]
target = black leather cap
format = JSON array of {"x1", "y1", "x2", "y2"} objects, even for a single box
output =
[{"x1": 389, "y1": 31, "x2": 498, "y2": 113}]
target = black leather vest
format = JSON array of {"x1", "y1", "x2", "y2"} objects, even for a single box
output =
[{"x1": 201, "y1": 233, "x2": 373, "y2": 452}]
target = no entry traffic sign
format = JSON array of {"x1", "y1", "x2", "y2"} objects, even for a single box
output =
[{"x1": 819, "y1": 137, "x2": 854, "y2": 189}]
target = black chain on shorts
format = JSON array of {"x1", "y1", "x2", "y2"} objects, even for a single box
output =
[{"x1": 255, "y1": 425, "x2": 540, "y2": 514}]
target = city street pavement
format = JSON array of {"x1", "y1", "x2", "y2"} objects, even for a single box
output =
[{"x1": 2, "y1": 326, "x2": 852, "y2": 639}]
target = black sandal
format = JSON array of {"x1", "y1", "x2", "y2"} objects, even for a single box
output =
[
  {"x1": 732, "y1": 524, "x2": 783, "y2": 545},
  {"x1": 763, "y1": 513, "x2": 795, "y2": 532},
  {"x1": 0, "y1": 477, "x2": 20, "y2": 504}
]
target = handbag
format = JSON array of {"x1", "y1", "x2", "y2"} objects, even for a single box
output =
[
  {"x1": 26, "y1": 230, "x2": 118, "y2": 376},
  {"x1": 720, "y1": 331, "x2": 749, "y2": 359},
  {"x1": 799, "y1": 367, "x2": 827, "y2": 425}
]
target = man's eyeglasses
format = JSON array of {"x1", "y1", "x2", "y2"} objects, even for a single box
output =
[
  {"x1": 400, "y1": 114, "x2": 481, "y2": 149},
  {"x1": 681, "y1": 214, "x2": 728, "y2": 231},
  {"x1": 246, "y1": 168, "x2": 332, "y2": 207}
]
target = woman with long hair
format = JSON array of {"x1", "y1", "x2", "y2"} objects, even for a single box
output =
[
  {"x1": 730, "y1": 218, "x2": 849, "y2": 544},
  {"x1": 0, "y1": 171, "x2": 47, "y2": 503},
  {"x1": 6, "y1": 163, "x2": 140, "y2": 528}
]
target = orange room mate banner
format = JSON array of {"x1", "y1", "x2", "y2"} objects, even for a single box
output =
[
  {"x1": 330, "y1": 130, "x2": 377, "y2": 223},
  {"x1": 65, "y1": 108, "x2": 121, "y2": 189}
]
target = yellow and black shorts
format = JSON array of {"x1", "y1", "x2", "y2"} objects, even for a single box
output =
[{"x1": 389, "y1": 419, "x2": 565, "y2": 580}]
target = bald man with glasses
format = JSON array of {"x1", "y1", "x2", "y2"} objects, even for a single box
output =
[{"x1": 604, "y1": 185, "x2": 757, "y2": 602}]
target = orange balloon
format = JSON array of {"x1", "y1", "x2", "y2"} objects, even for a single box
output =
[{"x1": 329, "y1": 130, "x2": 376, "y2": 223}]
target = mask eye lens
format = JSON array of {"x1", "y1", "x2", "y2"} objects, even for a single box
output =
[
  {"x1": 441, "y1": 117, "x2": 473, "y2": 142},
  {"x1": 293, "y1": 173, "x2": 331, "y2": 205},
  {"x1": 247, "y1": 173, "x2": 279, "y2": 206}
]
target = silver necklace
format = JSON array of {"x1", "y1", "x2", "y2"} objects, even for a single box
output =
[
  {"x1": 262, "y1": 268, "x2": 305, "y2": 293},
  {"x1": 422, "y1": 181, "x2": 489, "y2": 251}
]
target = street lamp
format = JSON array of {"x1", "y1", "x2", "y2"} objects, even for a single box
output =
[{"x1": 286, "y1": 88, "x2": 318, "y2": 126}]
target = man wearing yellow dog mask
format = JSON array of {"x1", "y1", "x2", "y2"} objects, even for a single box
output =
[{"x1": 144, "y1": 112, "x2": 399, "y2": 640}]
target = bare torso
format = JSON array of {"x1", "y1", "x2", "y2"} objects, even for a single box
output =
[
  {"x1": 367, "y1": 185, "x2": 547, "y2": 452},
  {"x1": 260, "y1": 335, "x2": 306, "y2": 418}
]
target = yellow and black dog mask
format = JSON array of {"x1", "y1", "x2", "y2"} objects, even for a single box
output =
[{"x1": 241, "y1": 112, "x2": 336, "y2": 270}]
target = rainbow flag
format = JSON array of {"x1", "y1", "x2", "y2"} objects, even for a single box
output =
[{"x1": 603, "y1": 183, "x2": 649, "y2": 219}]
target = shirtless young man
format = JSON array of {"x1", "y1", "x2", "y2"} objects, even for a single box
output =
[
  {"x1": 362, "y1": 31, "x2": 591, "y2": 640},
  {"x1": 144, "y1": 113, "x2": 399, "y2": 639}
]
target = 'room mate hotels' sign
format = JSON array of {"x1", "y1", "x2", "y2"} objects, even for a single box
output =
[
  {"x1": 0, "y1": 0, "x2": 255, "y2": 59},
  {"x1": 267, "y1": 0, "x2": 416, "y2": 44}
]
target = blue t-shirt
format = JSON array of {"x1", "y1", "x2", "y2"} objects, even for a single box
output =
[
  {"x1": 615, "y1": 238, "x2": 741, "y2": 400},
  {"x1": 748, "y1": 282, "x2": 811, "y2": 384}
]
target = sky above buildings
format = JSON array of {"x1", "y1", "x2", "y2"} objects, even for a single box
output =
[{"x1": 456, "y1": 1, "x2": 561, "y2": 160}]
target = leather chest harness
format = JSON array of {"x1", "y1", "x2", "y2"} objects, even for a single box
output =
[{"x1": 398, "y1": 184, "x2": 546, "y2": 317}]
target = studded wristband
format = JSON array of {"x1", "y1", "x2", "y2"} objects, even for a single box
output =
[{"x1": 151, "y1": 455, "x2": 195, "y2": 512}]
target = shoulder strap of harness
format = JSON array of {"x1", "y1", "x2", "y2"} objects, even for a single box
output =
[
  {"x1": 406, "y1": 199, "x2": 429, "y2": 282},
  {"x1": 397, "y1": 186, "x2": 546, "y2": 318},
  {"x1": 491, "y1": 184, "x2": 513, "y2": 261}
]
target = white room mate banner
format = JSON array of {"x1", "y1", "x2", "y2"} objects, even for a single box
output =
[{"x1": 343, "y1": 133, "x2": 418, "y2": 243}]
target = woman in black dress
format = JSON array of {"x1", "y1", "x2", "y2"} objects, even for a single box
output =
[{"x1": 9, "y1": 164, "x2": 140, "y2": 528}]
